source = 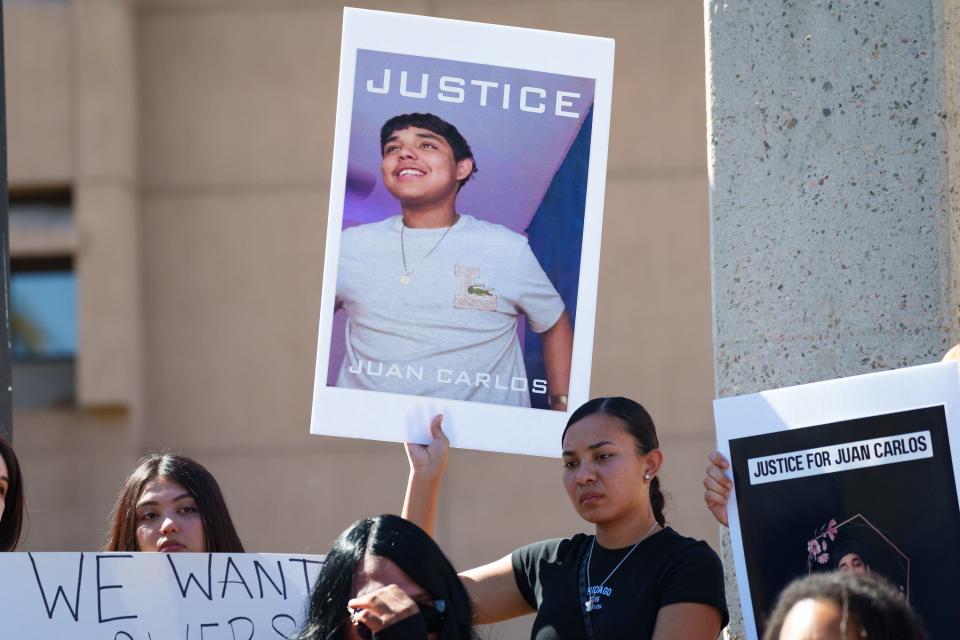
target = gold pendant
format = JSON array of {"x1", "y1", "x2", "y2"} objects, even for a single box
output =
[{"x1": 399, "y1": 274, "x2": 412, "y2": 285}]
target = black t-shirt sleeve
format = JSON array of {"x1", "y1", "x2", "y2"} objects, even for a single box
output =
[
  {"x1": 511, "y1": 538, "x2": 566, "y2": 610},
  {"x1": 658, "y1": 541, "x2": 730, "y2": 629}
]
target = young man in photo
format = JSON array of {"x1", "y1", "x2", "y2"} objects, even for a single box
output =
[{"x1": 334, "y1": 112, "x2": 573, "y2": 409}]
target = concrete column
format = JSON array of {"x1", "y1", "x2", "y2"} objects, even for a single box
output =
[
  {"x1": 706, "y1": 1, "x2": 959, "y2": 636},
  {"x1": 72, "y1": 0, "x2": 144, "y2": 418}
]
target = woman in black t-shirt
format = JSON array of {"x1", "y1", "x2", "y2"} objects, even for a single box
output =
[{"x1": 403, "y1": 397, "x2": 728, "y2": 639}]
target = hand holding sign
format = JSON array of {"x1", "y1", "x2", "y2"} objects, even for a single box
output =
[
  {"x1": 404, "y1": 415, "x2": 449, "y2": 481},
  {"x1": 703, "y1": 450, "x2": 733, "y2": 528},
  {"x1": 402, "y1": 415, "x2": 449, "y2": 539}
]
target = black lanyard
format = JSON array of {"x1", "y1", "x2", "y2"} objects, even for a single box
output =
[{"x1": 578, "y1": 536, "x2": 597, "y2": 640}]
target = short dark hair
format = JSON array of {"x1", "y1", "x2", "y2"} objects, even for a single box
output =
[
  {"x1": 0, "y1": 436, "x2": 25, "y2": 551},
  {"x1": 104, "y1": 453, "x2": 244, "y2": 553},
  {"x1": 762, "y1": 572, "x2": 926, "y2": 640},
  {"x1": 380, "y1": 113, "x2": 478, "y2": 189},
  {"x1": 297, "y1": 514, "x2": 474, "y2": 640},
  {"x1": 833, "y1": 540, "x2": 869, "y2": 570},
  {"x1": 562, "y1": 397, "x2": 666, "y2": 526}
]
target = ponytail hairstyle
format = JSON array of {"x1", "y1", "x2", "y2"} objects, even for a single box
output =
[
  {"x1": 562, "y1": 397, "x2": 666, "y2": 526},
  {"x1": 0, "y1": 436, "x2": 25, "y2": 551}
]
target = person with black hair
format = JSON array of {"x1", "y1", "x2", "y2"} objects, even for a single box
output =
[
  {"x1": 403, "y1": 398, "x2": 728, "y2": 639},
  {"x1": 833, "y1": 541, "x2": 870, "y2": 575},
  {"x1": 0, "y1": 436, "x2": 25, "y2": 551},
  {"x1": 104, "y1": 453, "x2": 244, "y2": 553},
  {"x1": 763, "y1": 571, "x2": 926, "y2": 640},
  {"x1": 297, "y1": 514, "x2": 473, "y2": 640},
  {"x1": 334, "y1": 112, "x2": 573, "y2": 410}
]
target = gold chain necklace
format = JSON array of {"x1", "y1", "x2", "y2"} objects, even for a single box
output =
[{"x1": 399, "y1": 215, "x2": 458, "y2": 285}]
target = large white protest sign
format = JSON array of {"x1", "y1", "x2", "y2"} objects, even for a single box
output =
[
  {"x1": 714, "y1": 361, "x2": 960, "y2": 639},
  {"x1": 0, "y1": 552, "x2": 323, "y2": 639},
  {"x1": 310, "y1": 8, "x2": 615, "y2": 457}
]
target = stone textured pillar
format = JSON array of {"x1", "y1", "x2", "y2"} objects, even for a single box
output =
[{"x1": 706, "y1": 1, "x2": 959, "y2": 636}]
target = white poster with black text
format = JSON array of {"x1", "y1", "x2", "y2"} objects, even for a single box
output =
[{"x1": 0, "y1": 552, "x2": 324, "y2": 639}]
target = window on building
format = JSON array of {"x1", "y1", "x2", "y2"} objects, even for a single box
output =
[{"x1": 9, "y1": 190, "x2": 77, "y2": 409}]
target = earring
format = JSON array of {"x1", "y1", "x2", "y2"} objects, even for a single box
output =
[{"x1": 644, "y1": 473, "x2": 653, "y2": 481}]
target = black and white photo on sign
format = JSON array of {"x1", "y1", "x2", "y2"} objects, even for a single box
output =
[{"x1": 714, "y1": 361, "x2": 960, "y2": 639}]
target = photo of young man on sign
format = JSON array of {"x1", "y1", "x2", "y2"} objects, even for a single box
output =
[
  {"x1": 311, "y1": 9, "x2": 614, "y2": 455},
  {"x1": 325, "y1": 48, "x2": 595, "y2": 412},
  {"x1": 333, "y1": 111, "x2": 573, "y2": 410},
  {"x1": 805, "y1": 513, "x2": 910, "y2": 596}
]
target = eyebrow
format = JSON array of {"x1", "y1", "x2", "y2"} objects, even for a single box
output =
[
  {"x1": 136, "y1": 492, "x2": 193, "y2": 508},
  {"x1": 561, "y1": 441, "x2": 615, "y2": 457},
  {"x1": 384, "y1": 132, "x2": 443, "y2": 145}
]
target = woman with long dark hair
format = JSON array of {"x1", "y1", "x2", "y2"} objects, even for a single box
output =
[
  {"x1": 297, "y1": 514, "x2": 473, "y2": 640},
  {"x1": 0, "y1": 436, "x2": 25, "y2": 551},
  {"x1": 104, "y1": 453, "x2": 243, "y2": 553},
  {"x1": 404, "y1": 397, "x2": 728, "y2": 639}
]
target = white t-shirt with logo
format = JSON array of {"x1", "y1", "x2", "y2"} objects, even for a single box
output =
[{"x1": 334, "y1": 214, "x2": 565, "y2": 407}]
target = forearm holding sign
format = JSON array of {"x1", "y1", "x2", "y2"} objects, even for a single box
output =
[
  {"x1": 401, "y1": 416, "x2": 448, "y2": 537},
  {"x1": 401, "y1": 417, "x2": 533, "y2": 625}
]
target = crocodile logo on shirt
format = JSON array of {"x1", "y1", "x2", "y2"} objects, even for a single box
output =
[
  {"x1": 454, "y1": 265, "x2": 497, "y2": 311},
  {"x1": 467, "y1": 284, "x2": 494, "y2": 297}
]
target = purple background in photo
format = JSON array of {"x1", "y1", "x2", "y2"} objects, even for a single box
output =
[
  {"x1": 343, "y1": 49, "x2": 595, "y2": 229},
  {"x1": 329, "y1": 49, "x2": 595, "y2": 386}
]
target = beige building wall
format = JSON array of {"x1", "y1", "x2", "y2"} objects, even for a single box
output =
[{"x1": 6, "y1": 0, "x2": 714, "y2": 636}]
